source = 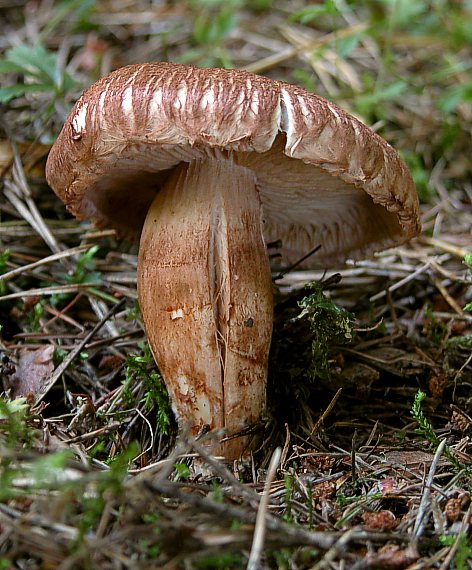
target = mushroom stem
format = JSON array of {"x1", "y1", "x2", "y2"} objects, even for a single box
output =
[{"x1": 138, "y1": 157, "x2": 273, "y2": 459}]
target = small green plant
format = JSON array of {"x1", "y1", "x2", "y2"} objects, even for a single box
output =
[
  {"x1": 27, "y1": 299, "x2": 45, "y2": 332},
  {"x1": 75, "y1": 442, "x2": 138, "y2": 543},
  {"x1": 446, "y1": 255, "x2": 472, "y2": 348},
  {"x1": 336, "y1": 491, "x2": 383, "y2": 509},
  {"x1": 180, "y1": 0, "x2": 243, "y2": 67},
  {"x1": 53, "y1": 245, "x2": 113, "y2": 306},
  {"x1": 88, "y1": 438, "x2": 107, "y2": 459},
  {"x1": 0, "y1": 43, "x2": 75, "y2": 106},
  {"x1": 124, "y1": 300, "x2": 143, "y2": 323},
  {"x1": 411, "y1": 390, "x2": 441, "y2": 445},
  {"x1": 142, "y1": 513, "x2": 160, "y2": 524},
  {"x1": 125, "y1": 343, "x2": 172, "y2": 435},
  {"x1": 173, "y1": 462, "x2": 191, "y2": 481},
  {"x1": 283, "y1": 472, "x2": 294, "y2": 523},
  {"x1": 66, "y1": 245, "x2": 102, "y2": 286},
  {"x1": 401, "y1": 151, "x2": 434, "y2": 203},
  {"x1": 292, "y1": 68, "x2": 317, "y2": 93},
  {"x1": 423, "y1": 306, "x2": 449, "y2": 346},
  {"x1": 353, "y1": 76, "x2": 409, "y2": 122},
  {"x1": 294, "y1": 548, "x2": 321, "y2": 567},
  {"x1": 439, "y1": 534, "x2": 472, "y2": 570},
  {"x1": 268, "y1": 548, "x2": 293, "y2": 569},
  {"x1": 139, "y1": 538, "x2": 161, "y2": 559},
  {"x1": 290, "y1": 0, "x2": 340, "y2": 25},
  {"x1": 42, "y1": 0, "x2": 98, "y2": 37},
  {"x1": 463, "y1": 254, "x2": 472, "y2": 312},
  {"x1": 295, "y1": 283, "x2": 354, "y2": 382},
  {"x1": 0, "y1": 250, "x2": 10, "y2": 296},
  {"x1": 210, "y1": 479, "x2": 224, "y2": 503},
  {"x1": 411, "y1": 391, "x2": 471, "y2": 477},
  {"x1": 0, "y1": 397, "x2": 30, "y2": 449},
  {"x1": 28, "y1": 450, "x2": 73, "y2": 489},
  {"x1": 439, "y1": 79, "x2": 472, "y2": 115},
  {"x1": 0, "y1": 399, "x2": 74, "y2": 501}
]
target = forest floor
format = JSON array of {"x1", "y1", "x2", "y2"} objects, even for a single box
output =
[{"x1": 0, "y1": 1, "x2": 471, "y2": 568}]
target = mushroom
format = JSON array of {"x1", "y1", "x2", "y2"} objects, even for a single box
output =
[{"x1": 45, "y1": 62, "x2": 420, "y2": 460}]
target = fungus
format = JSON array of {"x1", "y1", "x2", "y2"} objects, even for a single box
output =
[{"x1": 46, "y1": 62, "x2": 420, "y2": 459}]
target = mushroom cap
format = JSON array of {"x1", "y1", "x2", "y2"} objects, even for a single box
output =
[{"x1": 46, "y1": 62, "x2": 420, "y2": 265}]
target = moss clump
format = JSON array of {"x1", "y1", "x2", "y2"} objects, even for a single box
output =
[
  {"x1": 268, "y1": 279, "x2": 355, "y2": 430},
  {"x1": 294, "y1": 283, "x2": 355, "y2": 382}
]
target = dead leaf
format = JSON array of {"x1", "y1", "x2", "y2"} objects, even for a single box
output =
[
  {"x1": 378, "y1": 477, "x2": 401, "y2": 495},
  {"x1": 300, "y1": 453, "x2": 335, "y2": 472},
  {"x1": 334, "y1": 361, "x2": 380, "y2": 394},
  {"x1": 362, "y1": 510, "x2": 399, "y2": 530},
  {"x1": 450, "y1": 408, "x2": 471, "y2": 432},
  {"x1": 444, "y1": 492, "x2": 470, "y2": 523},
  {"x1": 428, "y1": 372, "x2": 449, "y2": 399},
  {"x1": 364, "y1": 544, "x2": 418, "y2": 569},
  {"x1": 312, "y1": 481, "x2": 337, "y2": 501},
  {"x1": 98, "y1": 354, "x2": 123, "y2": 372},
  {"x1": 8, "y1": 346, "x2": 55, "y2": 399}
]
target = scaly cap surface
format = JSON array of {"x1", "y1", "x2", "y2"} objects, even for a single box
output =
[{"x1": 46, "y1": 62, "x2": 420, "y2": 264}]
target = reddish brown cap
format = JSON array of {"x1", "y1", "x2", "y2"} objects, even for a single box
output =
[{"x1": 46, "y1": 62, "x2": 420, "y2": 265}]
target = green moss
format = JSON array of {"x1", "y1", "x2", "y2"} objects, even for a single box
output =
[{"x1": 295, "y1": 282, "x2": 355, "y2": 382}]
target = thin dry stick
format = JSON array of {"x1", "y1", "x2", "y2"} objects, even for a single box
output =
[
  {"x1": 370, "y1": 261, "x2": 432, "y2": 301},
  {"x1": 243, "y1": 23, "x2": 367, "y2": 73},
  {"x1": 131, "y1": 408, "x2": 155, "y2": 464},
  {"x1": 7, "y1": 149, "x2": 64, "y2": 257},
  {"x1": 95, "y1": 499, "x2": 114, "y2": 540},
  {"x1": 247, "y1": 446, "x2": 281, "y2": 570},
  {"x1": 453, "y1": 352, "x2": 472, "y2": 384},
  {"x1": 419, "y1": 236, "x2": 471, "y2": 258},
  {"x1": 154, "y1": 475, "x2": 413, "y2": 552},
  {"x1": 151, "y1": 469, "x2": 341, "y2": 550},
  {"x1": 0, "y1": 244, "x2": 92, "y2": 283},
  {"x1": 311, "y1": 387, "x2": 343, "y2": 436},
  {"x1": 66, "y1": 423, "x2": 121, "y2": 444},
  {"x1": 34, "y1": 298, "x2": 125, "y2": 404},
  {"x1": 311, "y1": 527, "x2": 358, "y2": 570},
  {"x1": 280, "y1": 422, "x2": 291, "y2": 467},
  {"x1": 89, "y1": 296, "x2": 120, "y2": 337},
  {"x1": 405, "y1": 547, "x2": 449, "y2": 570},
  {"x1": 431, "y1": 276, "x2": 464, "y2": 316},
  {"x1": 133, "y1": 438, "x2": 192, "y2": 483},
  {"x1": 0, "y1": 503, "x2": 78, "y2": 540},
  {"x1": 425, "y1": 255, "x2": 468, "y2": 282},
  {"x1": 0, "y1": 283, "x2": 97, "y2": 301},
  {"x1": 413, "y1": 438, "x2": 447, "y2": 538}
]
